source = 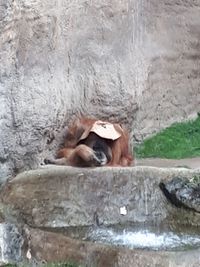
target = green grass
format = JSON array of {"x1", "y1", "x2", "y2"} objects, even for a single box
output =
[{"x1": 135, "y1": 116, "x2": 200, "y2": 159}]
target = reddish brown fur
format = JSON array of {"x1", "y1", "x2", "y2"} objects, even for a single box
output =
[
  {"x1": 62, "y1": 117, "x2": 97, "y2": 149},
  {"x1": 108, "y1": 124, "x2": 133, "y2": 166},
  {"x1": 47, "y1": 117, "x2": 134, "y2": 167},
  {"x1": 56, "y1": 144, "x2": 101, "y2": 167}
]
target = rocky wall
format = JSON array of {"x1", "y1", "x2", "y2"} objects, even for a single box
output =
[{"x1": 0, "y1": 0, "x2": 200, "y2": 181}]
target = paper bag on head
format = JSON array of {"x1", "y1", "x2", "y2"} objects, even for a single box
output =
[{"x1": 79, "y1": 120, "x2": 122, "y2": 141}]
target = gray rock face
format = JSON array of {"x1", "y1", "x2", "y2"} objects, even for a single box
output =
[
  {"x1": 24, "y1": 227, "x2": 200, "y2": 267},
  {"x1": 2, "y1": 166, "x2": 200, "y2": 228},
  {"x1": 160, "y1": 177, "x2": 200, "y2": 212},
  {"x1": 0, "y1": 223, "x2": 24, "y2": 265},
  {"x1": 0, "y1": 0, "x2": 200, "y2": 180},
  {"x1": 1, "y1": 224, "x2": 199, "y2": 267},
  {"x1": 1, "y1": 166, "x2": 200, "y2": 266},
  {"x1": 133, "y1": 0, "x2": 200, "y2": 140}
]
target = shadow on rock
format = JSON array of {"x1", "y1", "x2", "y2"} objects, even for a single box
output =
[{"x1": 160, "y1": 177, "x2": 200, "y2": 213}]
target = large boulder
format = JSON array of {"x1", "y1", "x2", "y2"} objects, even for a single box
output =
[
  {"x1": 25, "y1": 227, "x2": 200, "y2": 267},
  {"x1": 0, "y1": 166, "x2": 200, "y2": 266},
  {"x1": 1, "y1": 166, "x2": 200, "y2": 228},
  {"x1": 0, "y1": 0, "x2": 200, "y2": 181},
  {"x1": 1, "y1": 224, "x2": 200, "y2": 266}
]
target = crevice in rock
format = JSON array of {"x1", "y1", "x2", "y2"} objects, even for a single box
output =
[
  {"x1": 159, "y1": 181, "x2": 193, "y2": 210},
  {"x1": 159, "y1": 177, "x2": 200, "y2": 213}
]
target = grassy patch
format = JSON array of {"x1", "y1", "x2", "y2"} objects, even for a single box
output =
[{"x1": 135, "y1": 116, "x2": 200, "y2": 159}]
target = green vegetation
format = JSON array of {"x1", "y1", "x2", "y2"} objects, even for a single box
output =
[{"x1": 135, "y1": 116, "x2": 200, "y2": 159}]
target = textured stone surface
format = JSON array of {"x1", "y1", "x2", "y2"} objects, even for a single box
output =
[
  {"x1": 133, "y1": 0, "x2": 200, "y2": 140},
  {"x1": 137, "y1": 157, "x2": 200, "y2": 169},
  {"x1": 1, "y1": 223, "x2": 200, "y2": 266},
  {"x1": 1, "y1": 166, "x2": 200, "y2": 228},
  {"x1": 21, "y1": 227, "x2": 200, "y2": 267},
  {"x1": 1, "y1": 167, "x2": 200, "y2": 265},
  {"x1": 0, "y1": 0, "x2": 200, "y2": 180},
  {"x1": 160, "y1": 176, "x2": 200, "y2": 212},
  {"x1": 0, "y1": 223, "x2": 24, "y2": 265}
]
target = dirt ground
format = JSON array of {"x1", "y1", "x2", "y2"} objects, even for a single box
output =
[{"x1": 136, "y1": 157, "x2": 200, "y2": 169}]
